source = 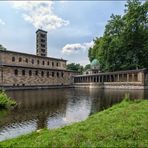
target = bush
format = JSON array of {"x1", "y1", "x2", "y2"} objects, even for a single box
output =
[{"x1": 0, "y1": 91, "x2": 16, "y2": 108}]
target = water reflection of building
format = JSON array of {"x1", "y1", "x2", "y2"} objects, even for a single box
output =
[
  {"x1": 0, "y1": 88, "x2": 147, "y2": 142},
  {"x1": 88, "y1": 88, "x2": 145, "y2": 115},
  {"x1": 0, "y1": 90, "x2": 69, "y2": 129}
]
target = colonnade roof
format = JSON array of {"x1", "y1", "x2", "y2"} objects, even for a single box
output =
[{"x1": 74, "y1": 68, "x2": 147, "y2": 77}]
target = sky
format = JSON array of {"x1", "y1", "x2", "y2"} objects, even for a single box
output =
[{"x1": 0, "y1": 1, "x2": 126, "y2": 66}]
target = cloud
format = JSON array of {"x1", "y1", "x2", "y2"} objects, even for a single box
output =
[
  {"x1": 11, "y1": 1, "x2": 69, "y2": 31},
  {"x1": 62, "y1": 41, "x2": 94, "y2": 55},
  {"x1": 0, "y1": 19, "x2": 5, "y2": 25}
]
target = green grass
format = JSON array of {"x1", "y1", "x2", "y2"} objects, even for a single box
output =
[
  {"x1": 0, "y1": 91, "x2": 16, "y2": 109},
  {"x1": 0, "y1": 99, "x2": 148, "y2": 147}
]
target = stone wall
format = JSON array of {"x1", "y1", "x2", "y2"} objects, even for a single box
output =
[
  {"x1": 74, "y1": 82, "x2": 145, "y2": 89},
  {"x1": 0, "y1": 51, "x2": 66, "y2": 70},
  {"x1": 0, "y1": 66, "x2": 73, "y2": 87}
]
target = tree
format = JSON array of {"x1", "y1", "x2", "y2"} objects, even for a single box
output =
[
  {"x1": 84, "y1": 64, "x2": 91, "y2": 71},
  {"x1": 0, "y1": 44, "x2": 6, "y2": 51},
  {"x1": 88, "y1": 0, "x2": 148, "y2": 71},
  {"x1": 66, "y1": 63, "x2": 84, "y2": 74}
]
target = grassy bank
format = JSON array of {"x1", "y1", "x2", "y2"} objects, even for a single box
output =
[
  {"x1": 0, "y1": 91, "x2": 16, "y2": 109},
  {"x1": 0, "y1": 99, "x2": 148, "y2": 147}
]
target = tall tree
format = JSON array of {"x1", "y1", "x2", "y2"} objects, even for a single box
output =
[{"x1": 88, "y1": 0, "x2": 148, "y2": 71}]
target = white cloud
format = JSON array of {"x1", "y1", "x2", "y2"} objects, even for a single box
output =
[
  {"x1": 0, "y1": 19, "x2": 5, "y2": 25},
  {"x1": 11, "y1": 1, "x2": 69, "y2": 31},
  {"x1": 62, "y1": 41, "x2": 94, "y2": 55}
]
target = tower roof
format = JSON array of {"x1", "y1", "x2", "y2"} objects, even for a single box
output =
[{"x1": 36, "y1": 29, "x2": 47, "y2": 34}]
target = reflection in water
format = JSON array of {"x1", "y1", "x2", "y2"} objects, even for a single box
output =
[{"x1": 0, "y1": 88, "x2": 147, "y2": 141}]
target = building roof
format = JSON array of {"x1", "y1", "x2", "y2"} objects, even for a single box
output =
[{"x1": 0, "y1": 50, "x2": 67, "y2": 62}]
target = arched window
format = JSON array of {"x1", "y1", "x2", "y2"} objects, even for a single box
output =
[
  {"x1": 52, "y1": 62, "x2": 54, "y2": 67},
  {"x1": 26, "y1": 58, "x2": 28, "y2": 63},
  {"x1": 32, "y1": 59, "x2": 34, "y2": 64},
  {"x1": 47, "y1": 71, "x2": 49, "y2": 77},
  {"x1": 61, "y1": 72, "x2": 64, "y2": 77},
  {"x1": 42, "y1": 61, "x2": 45, "y2": 65},
  {"x1": 12, "y1": 57, "x2": 15, "y2": 62},
  {"x1": 37, "y1": 60, "x2": 40, "y2": 64},
  {"x1": 14, "y1": 69, "x2": 18, "y2": 75},
  {"x1": 52, "y1": 72, "x2": 54, "y2": 77},
  {"x1": 29, "y1": 70, "x2": 32, "y2": 76},
  {"x1": 57, "y1": 72, "x2": 59, "y2": 77},
  {"x1": 57, "y1": 63, "x2": 59, "y2": 67},
  {"x1": 22, "y1": 70, "x2": 25, "y2": 76},
  {"x1": 41, "y1": 71, "x2": 44, "y2": 77},
  {"x1": 19, "y1": 57, "x2": 22, "y2": 62},
  {"x1": 47, "y1": 61, "x2": 49, "y2": 65},
  {"x1": 35, "y1": 71, "x2": 38, "y2": 76}
]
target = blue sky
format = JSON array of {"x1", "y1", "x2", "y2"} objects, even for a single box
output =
[{"x1": 0, "y1": 1, "x2": 126, "y2": 65}]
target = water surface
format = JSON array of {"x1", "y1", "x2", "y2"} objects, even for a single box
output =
[{"x1": 0, "y1": 88, "x2": 147, "y2": 141}]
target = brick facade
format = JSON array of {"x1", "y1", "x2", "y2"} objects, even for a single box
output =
[{"x1": 0, "y1": 50, "x2": 77, "y2": 87}]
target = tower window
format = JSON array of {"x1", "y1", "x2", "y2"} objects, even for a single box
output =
[
  {"x1": 41, "y1": 34, "x2": 46, "y2": 38},
  {"x1": 19, "y1": 57, "x2": 22, "y2": 62},
  {"x1": 14, "y1": 69, "x2": 18, "y2": 75},
  {"x1": 22, "y1": 70, "x2": 25, "y2": 76},
  {"x1": 29, "y1": 70, "x2": 32, "y2": 76},
  {"x1": 47, "y1": 61, "x2": 49, "y2": 65},
  {"x1": 41, "y1": 49, "x2": 45, "y2": 52},
  {"x1": 41, "y1": 54, "x2": 45, "y2": 56},
  {"x1": 57, "y1": 63, "x2": 59, "y2": 67},
  {"x1": 37, "y1": 60, "x2": 40, "y2": 64},
  {"x1": 42, "y1": 61, "x2": 45, "y2": 65},
  {"x1": 12, "y1": 57, "x2": 15, "y2": 62},
  {"x1": 41, "y1": 44, "x2": 45, "y2": 48},
  {"x1": 41, "y1": 39, "x2": 45, "y2": 42}
]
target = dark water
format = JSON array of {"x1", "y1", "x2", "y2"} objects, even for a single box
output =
[{"x1": 0, "y1": 88, "x2": 148, "y2": 141}]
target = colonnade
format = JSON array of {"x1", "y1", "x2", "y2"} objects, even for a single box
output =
[{"x1": 74, "y1": 72, "x2": 140, "y2": 83}]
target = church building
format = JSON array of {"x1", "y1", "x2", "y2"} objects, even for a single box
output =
[{"x1": 0, "y1": 29, "x2": 77, "y2": 89}]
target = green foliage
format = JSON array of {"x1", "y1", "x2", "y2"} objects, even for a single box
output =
[
  {"x1": 67, "y1": 63, "x2": 84, "y2": 74},
  {"x1": 1, "y1": 100, "x2": 148, "y2": 147},
  {"x1": 88, "y1": 0, "x2": 148, "y2": 72},
  {"x1": 0, "y1": 109, "x2": 8, "y2": 120},
  {"x1": 0, "y1": 91, "x2": 16, "y2": 109},
  {"x1": 84, "y1": 64, "x2": 91, "y2": 71},
  {"x1": 0, "y1": 44, "x2": 6, "y2": 51}
]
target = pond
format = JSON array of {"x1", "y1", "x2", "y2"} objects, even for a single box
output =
[{"x1": 0, "y1": 88, "x2": 148, "y2": 141}]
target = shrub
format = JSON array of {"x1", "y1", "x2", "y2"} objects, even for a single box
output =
[{"x1": 0, "y1": 91, "x2": 16, "y2": 109}]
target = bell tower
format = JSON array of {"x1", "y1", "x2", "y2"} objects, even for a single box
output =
[{"x1": 36, "y1": 29, "x2": 47, "y2": 57}]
